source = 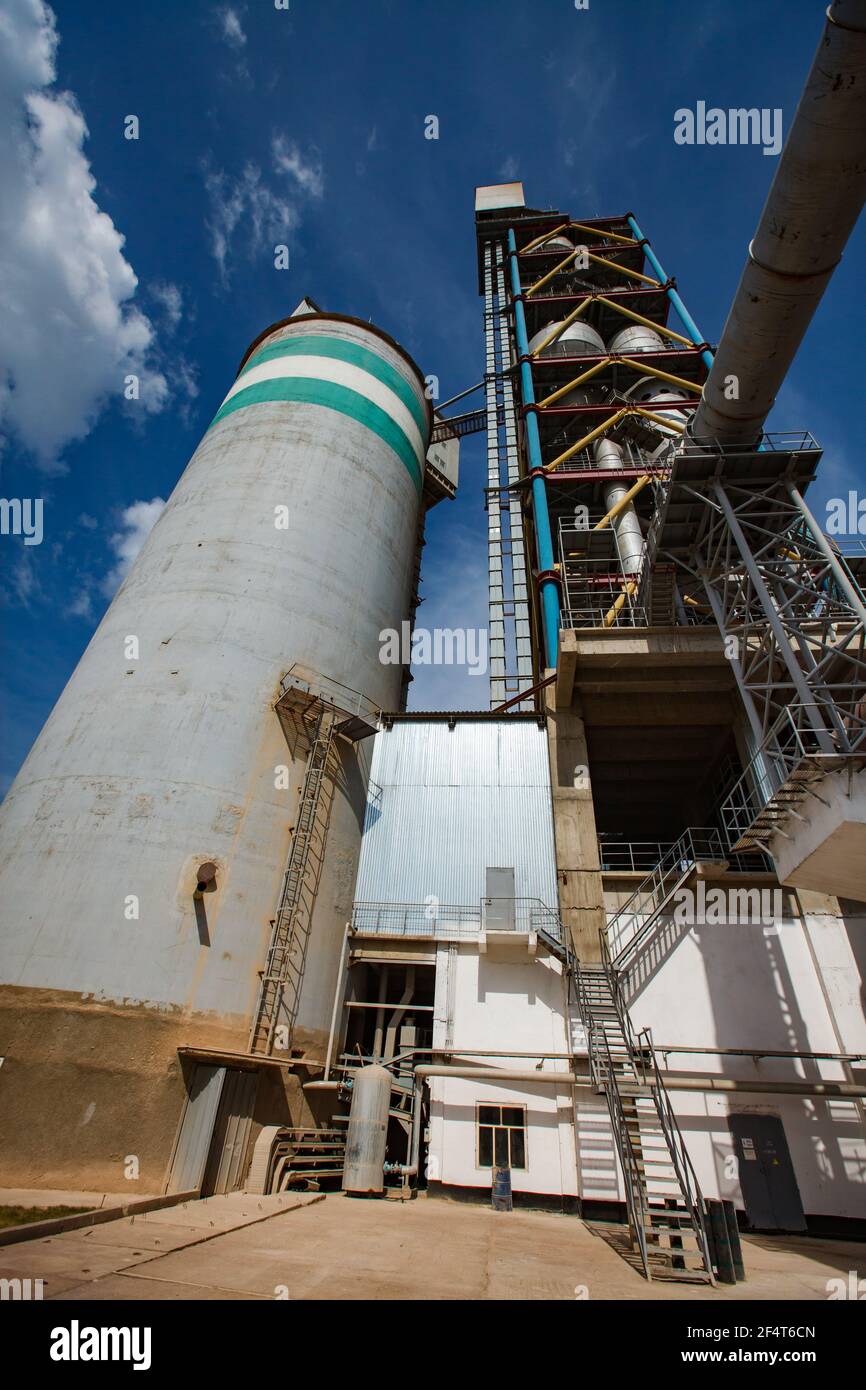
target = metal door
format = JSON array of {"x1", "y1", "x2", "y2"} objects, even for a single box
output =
[
  {"x1": 484, "y1": 867, "x2": 515, "y2": 931},
  {"x1": 729, "y1": 1113, "x2": 807, "y2": 1231},
  {"x1": 166, "y1": 1064, "x2": 226, "y2": 1193},
  {"x1": 202, "y1": 1068, "x2": 260, "y2": 1195}
]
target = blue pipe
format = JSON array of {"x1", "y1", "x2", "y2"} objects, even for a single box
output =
[
  {"x1": 507, "y1": 229, "x2": 559, "y2": 669},
  {"x1": 626, "y1": 215, "x2": 715, "y2": 374}
]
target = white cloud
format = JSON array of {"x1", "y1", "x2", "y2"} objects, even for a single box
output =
[
  {"x1": 150, "y1": 281, "x2": 183, "y2": 333},
  {"x1": 0, "y1": 0, "x2": 168, "y2": 469},
  {"x1": 102, "y1": 496, "x2": 165, "y2": 597},
  {"x1": 498, "y1": 155, "x2": 519, "y2": 180},
  {"x1": 218, "y1": 6, "x2": 246, "y2": 49},
  {"x1": 8, "y1": 549, "x2": 40, "y2": 606},
  {"x1": 67, "y1": 584, "x2": 93, "y2": 619},
  {"x1": 205, "y1": 137, "x2": 323, "y2": 282},
  {"x1": 272, "y1": 136, "x2": 324, "y2": 199}
]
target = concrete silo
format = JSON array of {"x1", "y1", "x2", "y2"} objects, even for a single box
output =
[{"x1": 0, "y1": 306, "x2": 439, "y2": 1192}]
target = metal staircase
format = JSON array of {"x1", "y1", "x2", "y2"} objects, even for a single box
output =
[
  {"x1": 604, "y1": 826, "x2": 727, "y2": 973},
  {"x1": 575, "y1": 962, "x2": 714, "y2": 1283},
  {"x1": 248, "y1": 700, "x2": 338, "y2": 1055}
]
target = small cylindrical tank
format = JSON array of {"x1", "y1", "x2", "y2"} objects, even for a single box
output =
[
  {"x1": 342, "y1": 1065, "x2": 392, "y2": 1196},
  {"x1": 542, "y1": 234, "x2": 575, "y2": 256},
  {"x1": 628, "y1": 379, "x2": 691, "y2": 434},
  {"x1": 527, "y1": 320, "x2": 605, "y2": 359},
  {"x1": 607, "y1": 324, "x2": 665, "y2": 356},
  {"x1": 595, "y1": 438, "x2": 645, "y2": 575}
]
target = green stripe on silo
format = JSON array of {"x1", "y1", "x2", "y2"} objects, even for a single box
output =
[
  {"x1": 240, "y1": 334, "x2": 429, "y2": 439},
  {"x1": 208, "y1": 378, "x2": 423, "y2": 494}
]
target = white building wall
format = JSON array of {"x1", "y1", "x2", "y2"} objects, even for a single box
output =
[
  {"x1": 616, "y1": 896, "x2": 866, "y2": 1220},
  {"x1": 427, "y1": 943, "x2": 578, "y2": 1198}
]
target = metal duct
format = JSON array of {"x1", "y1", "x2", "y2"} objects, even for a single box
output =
[
  {"x1": 692, "y1": 0, "x2": 866, "y2": 444},
  {"x1": 594, "y1": 438, "x2": 645, "y2": 574}
]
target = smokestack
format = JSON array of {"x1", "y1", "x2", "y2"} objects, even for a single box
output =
[{"x1": 692, "y1": 0, "x2": 866, "y2": 445}]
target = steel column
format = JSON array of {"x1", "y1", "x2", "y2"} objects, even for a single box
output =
[
  {"x1": 626, "y1": 215, "x2": 714, "y2": 374},
  {"x1": 712, "y1": 482, "x2": 837, "y2": 752},
  {"x1": 507, "y1": 228, "x2": 559, "y2": 668}
]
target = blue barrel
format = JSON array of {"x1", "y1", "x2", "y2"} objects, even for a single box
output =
[{"x1": 492, "y1": 1166, "x2": 512, "y2": 1211}]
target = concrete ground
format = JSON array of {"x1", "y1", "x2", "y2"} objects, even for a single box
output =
[
  {"x1": 2, "y1": 1191, "x2": 863, "y2": 1301},
  {"x1": 0, "y1": 1188, "x2": 156, "y2": 1210}
]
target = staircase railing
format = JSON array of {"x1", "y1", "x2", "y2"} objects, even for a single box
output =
[
  {"x1": 587, "y1": 1017, "x2": 650, "y2": 1279},
  {"x1": 639, "y1": 1025, "x2": 714, "y2": 1281},
  {"x1": 603, "y1": 826, "x2": 726, "y2": 971},
  {"x1": 597, "y1": 937, "x2": 648, "y2": 1084}
]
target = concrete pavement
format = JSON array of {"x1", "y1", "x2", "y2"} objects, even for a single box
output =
[{"x1": 1, "y1": 1191, "x2": 863, "y2": 1301}]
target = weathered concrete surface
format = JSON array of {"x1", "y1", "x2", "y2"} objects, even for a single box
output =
[
  {"x1": 0, "y1": 987, "x2": 317, "y2": 1192},
  {"x1": 545, "y1": 683, "x2": 605, "y2": 963},
  {"x1": 0, "y1": 1193, "x2": 321, "y2": 1300},
  {"x1": 8, "y1": 1191, "x2": 864, "y2": 1302},
  {"x1": 772, "y1": 765, "x2": 866, "y2": 902}
]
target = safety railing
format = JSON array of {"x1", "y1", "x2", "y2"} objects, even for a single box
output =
[
  {"x1": 603, "y1": 827, "x2": 726, "y2": 970},
  {"x1": 639, "y1": 1025, "x2": 714, "y2": 1280},
  {"x1": 351, "y1": 898, "x2": 565, "y2": 945},
  {"x1": 720, "y1": 701, "x2": 866, "y2": 850},
  {"x1": 599, "y1": 839, "x2": 677, "y2": 872}
]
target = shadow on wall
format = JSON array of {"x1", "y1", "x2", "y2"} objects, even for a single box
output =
[
  {"x1": 622, "y1": 885, "x2": 865, "y2": 1222},
  {"x1": 840, "y1": 899, "x2": 866, "y2": 1021}
]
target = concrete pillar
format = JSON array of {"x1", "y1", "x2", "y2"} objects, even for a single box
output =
[{"x1": 545, "y1": 679, "x2": 606, "y2": 963}]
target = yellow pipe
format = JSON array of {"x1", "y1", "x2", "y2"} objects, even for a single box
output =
[
  {"x1": 595, "y1": 296, "x2": 693, "y2": 347},
  {"x1": 537, "y1": 358, "x2": 609, "y2": 408},
  {"x1": 618, "y1": 357, "x2": 698, "y2": 393},
  {"x1": 525, "y1": 249, "x2": 578, "y2": 297},
  {"x1": 594, "y1": 474, "x2": 651, "y2": 531},
  {"x1": 544, "y1": 409, "x2": 629, "y2": 472},
  {"x1": 683, "y1": 595, "x2": 710, "y2": 610},
  {"x1": 529, "y1": 297, "x2": 592, "y2": 356},
  {"x1": 521, "y1": 222, "x2": 570, "y2": 255},
  {"x1": 632, "y1": 407, "x2": 687, "y2": 434},
  {"x1": 587, "y1": 252, "x2": 659, "y2": 287},
  {"x1": 569, "y1": 221, "x2": 636, "y2": 247},
  {"x1": 604, "y1": 581, "x2": 637, "y2": 628}
]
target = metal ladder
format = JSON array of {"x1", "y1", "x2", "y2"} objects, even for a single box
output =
[
  {"x1": 248, "y1": 702, "x2": 337, "y2": 1055},
  {"x1": 575, "y1": 963, "x2": 714, "y2": 1283}
]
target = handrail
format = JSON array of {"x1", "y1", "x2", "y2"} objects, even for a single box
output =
[
  {"x1": 590, "y1": 1018, "x2": 650, "y2": 1279},
  {"x1": 599, "y1": 936, "x2": 647, "y2": 1085},
  {"x1": 639, "y1": 1025, "x2": 714, "y2": 1282},
  {"x1": 603, "y1": 826, "x2": 725, "y2": 970},
  {"x1": 351, "y1": 897, "x2": 567, "y2": 946},
  {"x1": 720, "y1": 701, "x2": 866, "y2": 850}
]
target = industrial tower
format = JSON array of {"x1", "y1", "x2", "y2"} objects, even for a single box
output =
[{"x1": 0, "y1": 0, "x2": 864, "y2": 1286}]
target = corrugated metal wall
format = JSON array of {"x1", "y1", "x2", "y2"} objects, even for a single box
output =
[{"x1": 354, "y1": 720, "x2": 559, "y2": 909}]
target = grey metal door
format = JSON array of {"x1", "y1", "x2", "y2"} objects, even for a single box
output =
[
  {"x1": 166, "y1": 1064, "x2": 226, "y2": 1193},
  {"x1": 729, "y1": 1113, "x2": 807, "y2": 1231},
  {"x1": 202, "y1": 1068, "x2": 259, "y2": 1195},
  {"x1": 484, "y1": 867, "x2": 515, "y2": 931}
]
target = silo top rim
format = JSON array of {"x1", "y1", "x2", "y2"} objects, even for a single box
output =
[{"x1": 237, "y1": 312, "x2": 432, "y2": 429}]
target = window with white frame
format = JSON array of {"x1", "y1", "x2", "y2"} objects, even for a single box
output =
[{"x1": 477, "y1": 1103, "x2": 526, "y2": 1170}]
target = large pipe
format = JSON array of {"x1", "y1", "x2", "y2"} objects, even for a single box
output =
[
  {"x1": 692, "y1": 1, "x2": 866, "y2": 444},
  {"x1": 594, "y1": 439, "x2": 646, "y2": 575},
  {"x1": 403, "y1": 1062, "x2": 866, "y2": 1179}
]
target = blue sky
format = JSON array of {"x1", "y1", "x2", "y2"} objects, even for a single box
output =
[{"x1": 1, "y1": 0, "x2": 864, "y2": 792}]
